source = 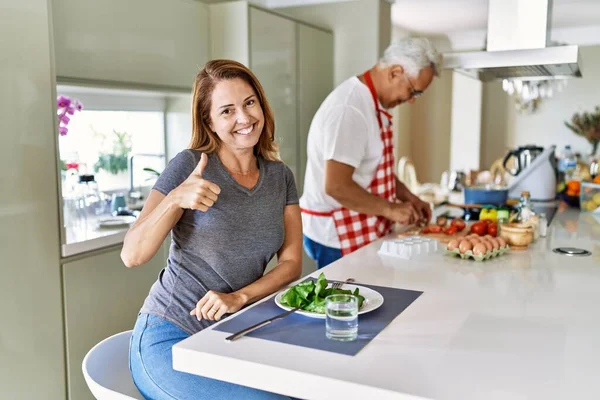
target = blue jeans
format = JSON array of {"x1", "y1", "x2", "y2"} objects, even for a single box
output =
[
  {"x1": 303, "y1": 235, "x2": 342, "y2": 269},
  {"x1": 129, "y1": 313, "x2": 291, "y2": 400}
]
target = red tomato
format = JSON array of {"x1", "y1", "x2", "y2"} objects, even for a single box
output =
[
  {"x1": 444, "y1": 226, "x2": 458, "y2": 236},
  {"x1": 470, "y1": 222, "x2": 487, "y2": 236},
  {"x1": 450, "y1": 219, "x2": 466, "y2": 231},
  {"x1": 422, "y1": 227, "x2": 431, "y2": 234},
  {"x1": 481, "y1": 219, "x2": 492, "y2": 225},
  {"x1": 429, "y1": 226, "x2": 443, "y2": 233},
  {"x1": 487, "y1": 223, "x2": 498, "y2": 237}
]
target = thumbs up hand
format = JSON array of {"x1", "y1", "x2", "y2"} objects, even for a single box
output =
[{"x1": 174, "y1": 153, "x2": 221, "y2": 212}]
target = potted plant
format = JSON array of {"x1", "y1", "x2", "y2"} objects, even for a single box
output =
[
  {"x1": 565, "y1": 106, "x2": 600, "y2": 157},
  {"x1": 93, "y1": 129, "x2": 132, "y2": 175}
]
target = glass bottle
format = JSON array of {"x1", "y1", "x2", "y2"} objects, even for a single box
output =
[
  {"x1": 539, "y1": 213, "x2": 548, "y2": 238},
  {"x1": 513, "y1": 191, "x2": 539, "y2": 239}
]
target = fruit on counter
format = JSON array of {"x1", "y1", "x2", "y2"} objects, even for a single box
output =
[
  {"x1": 470, "y1": 221, "x2": 487, "y2": 236},
  {"x1": 443, "y1": 226, "x2": 458, "y2": 236},
  {"x1": 582, "y1": 200, "x2": 598, "y2": 212},
  {"x1": 479, "y1": 208, "x2": 498, "y2": 223},
  {"x1": 422, "y1": 225, "x2": 443, "y2": 234},
  {"x1": 487, "y1": 223, "x2": 498, "y2": 237},
  {"x1": 594, "y1": 175, "x2": 600, "y2": 184},
  {"x1": 565, "y1": 180, "x2": 581, "y2": 196},
  {"x1": 450, "y1": 218, "x2": 466, "y2": 231}
]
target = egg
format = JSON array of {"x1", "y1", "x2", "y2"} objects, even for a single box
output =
[
  {"x1": 468, "y1": 233, "x2": 480, "y2": 239},
  {"x1": 484, "y1": 234, "x2": 494, "y2": 241},
  {"x1": 447, "y1": 239, "x2": 460, "y2": 251},
  {"x1": 496, "y1": 237, "x2": 507, "y2": 248},
  {"x1": 458, "y1": 240, "x2": 473, "y2": 254},
  {"x1": 489, "y1": 238, "x2": 499, "y2": 250},
  {"x1": 473, "y1": 243, "x2": 487, "y2": 256},
  {"x1": 482, "y1": 240, "x2": 493, "y2": 252},
  {"x1": 469, "y1": 238, "x2": 481, "y2": 247}
]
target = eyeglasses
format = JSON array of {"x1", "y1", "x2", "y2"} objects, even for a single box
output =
[{"x1": 405, "y1": 75, "x2": 423, "y2": 99}]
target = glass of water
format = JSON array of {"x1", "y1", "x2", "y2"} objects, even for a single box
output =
[{"x1": 325, "y1": 294, "x2": 358, "y2": 341}]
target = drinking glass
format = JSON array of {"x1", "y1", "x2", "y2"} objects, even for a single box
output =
[{"x1": 325, "y1": 294, "x2": 358, "y2": 341}]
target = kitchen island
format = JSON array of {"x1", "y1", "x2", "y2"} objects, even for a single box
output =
[{"x1": 173, "y1": 208, "x2": 600, "y2": 400}]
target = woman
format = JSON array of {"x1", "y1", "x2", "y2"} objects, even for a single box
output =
[{"x1": 122, "y1": 59, "x2": 302, "y2": 400}]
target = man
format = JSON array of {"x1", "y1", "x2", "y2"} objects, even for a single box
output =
[{"x1": 300, "y1": 38, "x2": 441, "y2": 269}]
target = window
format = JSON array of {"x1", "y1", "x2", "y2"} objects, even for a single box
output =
[{"x1": 57, "y1": 85, "x2": 169, "y2": 246}]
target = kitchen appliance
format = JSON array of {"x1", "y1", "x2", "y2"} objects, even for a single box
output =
[
  {"x1": 502, "y1": 145, "x2": 545, "y2": 176},
  {"x1": 443, "y1": 0, "x2": 582, "y2": 81},
  {"x1": 463, "y1": 185, "x2": 509, "y2": 206},
  {"x1": 505, "y1": 145, "x2": 557, "y2": 201}
]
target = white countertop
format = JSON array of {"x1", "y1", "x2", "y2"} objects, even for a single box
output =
[
  {"x1": 61, "y1": 214, "x2": 132, "y2": 257},
  {"x1": 173, "y1": 208, "x2": 600, "y2": 400}
]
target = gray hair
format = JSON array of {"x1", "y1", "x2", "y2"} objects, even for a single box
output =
[{"x1": 379, "y1": 38, "x2": 441, "y2": 78}]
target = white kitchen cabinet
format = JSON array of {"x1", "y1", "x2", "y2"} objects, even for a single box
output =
[
  {"x1": 52, "y1": 0, "x2": 209, "y2": 89},
  {"x1": 297, "y1": 23, "x2": 334, "y2": 193},
  {"x1": 209, "y1": 2, "x2": 334, "y2": 196},
  {"x1": 250, "y1": 7, "x2": 298, "y2": 185},
  {"x1": 62, "y1": 242, "x2": 168, "y2": 400}
]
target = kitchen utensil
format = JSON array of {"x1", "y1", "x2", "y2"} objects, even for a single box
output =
[
  {"x1": 502, "y1": 145, "x2": 545, "y2": 176},
  {"x1": 505, "y1": 146, "x2": 557, "y2": 201},
  {"x1": 274, "y1": 284, "x2": 384, "y2": 319},
  {"x1": 463, "y1": 185, "x2": 509, "y2": 206},
  {"x1": 331, "y1": 278, "x2": 355, "y2": 289},
  {"x1": 448, "y1": 170, "x2": 466, "y2": 192},
  {"x1": 590, "y1": 159, "x2": 599, "y2": 178},
  {"x1": 225, "y1": 306, "x2": 301, "y2": 341},
  {"x1": 499, "y1": 223, "x2": 534, "y2": 249}
]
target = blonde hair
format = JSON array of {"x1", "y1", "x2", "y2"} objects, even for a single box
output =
[{"x1": 189, "y1": 59, "x2": 279, "y2": 161}]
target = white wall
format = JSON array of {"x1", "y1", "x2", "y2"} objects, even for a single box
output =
[
  {"x1": 281, "y1": 0, "x2": 389, "y2": 86},
  {"x1": 0, "y1": 2, "x2": 65, "y2": 399},
  {"x1": 409, "y1": 69, "x2": 453, "y2": 183},
  {"x1": 481, "y1": 45, "x2": 600, "y2": 168},
  {"x1": 166, "y1": 95, "x2": 193, "y2": 160},
  {"x1": 450, "y1": 72, "x2": 482, "y2": 173},
  {"x1": 52, "y1": 0, "x2": 209, "y2": 89}
]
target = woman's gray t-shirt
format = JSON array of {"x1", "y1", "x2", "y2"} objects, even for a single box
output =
[{"x1": 139, "y1": 149, "x2": 299, "y2": 334}]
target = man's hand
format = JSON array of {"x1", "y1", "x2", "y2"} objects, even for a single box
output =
[
  {"x1": 384, "y1": 202, "x2": 420, "y2": 225},
  {"x1": 406, "y1": 196, "x2": 431, "y2": 224}
]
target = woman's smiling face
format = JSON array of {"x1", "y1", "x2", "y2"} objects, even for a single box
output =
[{"x1": 209, "y1": 78, "x2": 265, "y2": 152}]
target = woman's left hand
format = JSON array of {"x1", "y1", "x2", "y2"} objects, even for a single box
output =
[{"x1": 189, "y1": 290, "x2": 246, "y2": 321}]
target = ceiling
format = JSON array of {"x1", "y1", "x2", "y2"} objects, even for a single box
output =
[{"x1": 391, "y1": 0, "x2": 600, "y2": 35}]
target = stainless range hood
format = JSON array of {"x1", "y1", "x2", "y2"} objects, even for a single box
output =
[{"x1": 443, "y1": 0, "x2": 582, "y2": 81}]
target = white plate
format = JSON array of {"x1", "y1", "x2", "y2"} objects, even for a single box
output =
[
  {"x1": 274, "y1": 283, "x2": 384, "y2": 319},
  {"x1": 97, "y1": 216, "x2": 136, "y2": 229}
]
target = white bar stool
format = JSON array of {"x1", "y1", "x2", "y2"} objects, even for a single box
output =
[{"x1": 82, "y1": 330, "x2": 144, "y2": 399}]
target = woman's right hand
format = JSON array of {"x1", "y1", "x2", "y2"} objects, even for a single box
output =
[{"x1": 172, "y1": 153, "x2": 221, "y2": 211}]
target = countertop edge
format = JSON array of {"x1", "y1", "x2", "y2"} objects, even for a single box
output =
[{"x1": 61, "y1": 230, "x2": 127, "y2": 258}]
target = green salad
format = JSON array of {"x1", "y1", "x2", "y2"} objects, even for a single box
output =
[{"x1": 279, "y1": 273, "x2": 365, "y2": 314}]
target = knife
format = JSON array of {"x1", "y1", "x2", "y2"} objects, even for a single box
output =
[{"x1": 225, "y1": 306, "x2": 301, "y2": 342}]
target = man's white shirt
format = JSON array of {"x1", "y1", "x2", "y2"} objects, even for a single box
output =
[{"x1": 299, "y1": 76, "x2": 392, "y2": 249}]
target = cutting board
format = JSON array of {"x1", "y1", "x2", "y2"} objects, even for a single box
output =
[{"x1": 395, "y1": 226, "x2": 470, "y2": 244}]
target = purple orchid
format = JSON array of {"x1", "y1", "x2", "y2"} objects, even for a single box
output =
[{"x1": 57, "y1": 95, "x2": 83, "y2": 137}]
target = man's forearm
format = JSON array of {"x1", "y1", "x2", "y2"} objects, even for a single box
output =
[
  {"x1": 328, "y1": 179, "x2": 392, "y2": 218},
  {"x1": 395, "y1": 176, "x2": 417, "y2": 202}
]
